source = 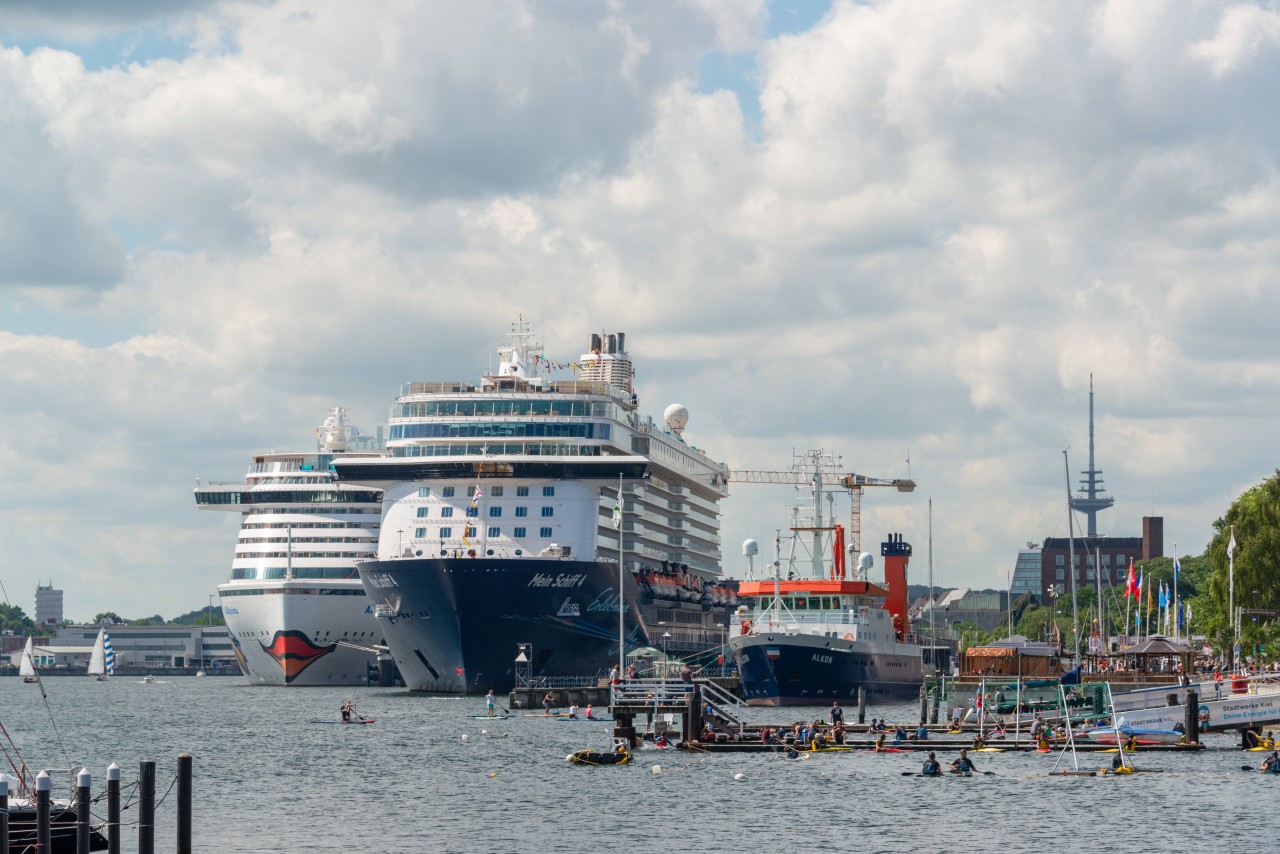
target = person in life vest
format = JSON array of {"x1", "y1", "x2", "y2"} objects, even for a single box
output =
[{"x1": 921, "y1": 752, "x2": 942, "y2": 776}]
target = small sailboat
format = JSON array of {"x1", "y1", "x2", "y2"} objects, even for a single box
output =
[
  {"x1": 19, "y1": 637, "x2": 39, "y2": 684},
  {"x1": 87, "y1": 628, "x2": 114, "y2": 681}
]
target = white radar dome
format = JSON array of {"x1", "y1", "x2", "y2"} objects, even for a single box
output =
[
  {"x1": 858, "y1": 553, "x2": 874, "y2": 573},
  {"x1": 742, "y1": 539, "x2": 759, "y2": 557},
  {"x1": 663, "y1": 404, "x2": 689, "y2": 436}
]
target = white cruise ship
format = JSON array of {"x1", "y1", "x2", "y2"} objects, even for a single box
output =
[
  {"x1": 195, "y1": 407, "x2": 388, "y2": 686},
  {"x1": 332, "y1": 318, "x2": 737, "y2": 693}
]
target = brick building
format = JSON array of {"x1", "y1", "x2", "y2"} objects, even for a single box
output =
[{"x1": 1038, "y1": 516, "x2": 1163, "y2": 602}]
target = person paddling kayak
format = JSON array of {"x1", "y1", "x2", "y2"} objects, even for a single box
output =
[
  {"x1": 921, "y1": 752, "x2": 941, "y2": 776},
  {"x1": 950, "y1": 749, "x2": 977, "y2": 774}
]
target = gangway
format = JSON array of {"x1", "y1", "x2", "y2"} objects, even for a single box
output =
[{"x1": 610, "y1": 678, "x2": 746, "y2": 745}]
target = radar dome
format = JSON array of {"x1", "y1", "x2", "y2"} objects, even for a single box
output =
[
  {"x1": 742, "y1": 539, "x2": 759, "y2": 557},
  {"x1": 858, "y1": 553, "x2": 874, "y2": 573},
  {"x1": 663, "y1": 404, "x2": 689, "y2": 436}
]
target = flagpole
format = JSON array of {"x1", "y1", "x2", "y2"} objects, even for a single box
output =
[
  {"x1": 1063, "y1": 451, "x2": 1080, "y2": 664},
  {"x1": 1172, "y1": 543, "x2": 1179, "y2": 644},
  {"x1": 1124, "y1": 560, "x2": 1131, "y2": 648},
  {"x1": 617, "y1": 473, "x2": 625, "y2": 682},
  {"x1": 1228, "y1": 525, "x2": 1236, "y2": 650}
]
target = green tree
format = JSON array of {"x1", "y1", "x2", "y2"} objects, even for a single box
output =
[
  {"x1": 1205, "y1": 470, "x2": 1280, "y2": 658},
  {"x1": 92, "y1": 612, "x2": 124, "y2": 625},
  {"x1": 0, "y1": 603, "x2": 35, "y2": 634}
]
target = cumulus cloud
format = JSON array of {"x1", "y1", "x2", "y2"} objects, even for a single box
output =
[{"x1": 2, "y1": 0, "x2": 1280, "y2": 618}]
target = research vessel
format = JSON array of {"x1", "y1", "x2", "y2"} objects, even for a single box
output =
[
  {"x1": 727, "y1": 451, "x2": 923, "y2": 705},
  {"x1": 334, "y1": 318, "x2": 736, "y2": 693},
  {"x1": 195, "y1": 406, "x2": 387, "y2": 685}
]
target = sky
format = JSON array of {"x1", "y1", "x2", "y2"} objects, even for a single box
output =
[{"x1": 3, "y1": 0, "x2": 1279, "y2": 622}]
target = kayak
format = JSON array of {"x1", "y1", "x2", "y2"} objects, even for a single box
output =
[
  {"x1": 309, "y1": 718, "x2": 375, "y2": 725},
  {"x1": 556, "y1": 717, "x2": 614, "y2": 722},
  {"x1": 466, "y1": 714, "x2": 515, "y2": 720},
  {"x1": 973, "y1": 748, "x2": 1004, "y2": 753},
  {"x1": 526, "y1": 713, "x2": 569, "y2": 718}
]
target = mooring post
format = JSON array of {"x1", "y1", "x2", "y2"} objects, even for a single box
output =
[
  {"x1": 107, "y1": 763, "x2": 121, "y2": 854},
  {"x1": 177, "y1": 753, "x2": 193, "y2": 853},
  {"x1": 76, "y1": 767, "x2": 92, "y2": 854},
  {"x1": 138, "y1": 759, "x2": 156, "y2": 854},
  {"x1": 1184, "y1": 689, "x2": 1200, "y2": 745},
  {"x1": 919, "y1": 685, "x2": 927, "y2": 725},
  {"x1": 36, "y1": 770, "x2": 51, "y2": 853},
  {"x1": 0, "y1": 777, "x2": 9, "y2": 853},
  {"x1": 857, "y1": 686, "x2": 866, "y2": 725},
  {"x1": 929, "y1": 690, "x2": 939, "y2": 724}
]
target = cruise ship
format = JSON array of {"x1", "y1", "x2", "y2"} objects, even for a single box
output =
[
  {"x1": 332, "y1": 318, "x2": 736, "y2": 694},
  {"x1": 195, "y1": 407, "x2": 388, "y2": 686},
  {"x1": 727, "y1": 452, "x2": 923, "y2": 705}
]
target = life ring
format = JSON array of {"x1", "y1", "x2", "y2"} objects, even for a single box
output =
[
  {"x1": 843, "y1": 632, "x2": 854, "y2": 641},
  {"x1": 741, "y1": 621, "x2": 753, "y2": 636}
]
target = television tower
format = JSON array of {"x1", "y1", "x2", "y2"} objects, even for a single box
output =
[{"x1": 1070, "y1": 374, "x2": 1113, "y2": 537}]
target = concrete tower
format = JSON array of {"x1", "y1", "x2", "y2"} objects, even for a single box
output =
[{"x1": 1070, "y1": 375, "x2": 1114, "y2": 537}]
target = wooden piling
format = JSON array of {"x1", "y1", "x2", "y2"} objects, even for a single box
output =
[
  {"x1": 36, "y1": 771, "x2": 51, "y2": 853},
  {"x1": 138, "y1": 759, "x2": 156, "y2": 854},
  {"x1": 177, "y1": 753, "x2": 193, "y2": 854},
  {"x1": 1184, "y1": 689, "x2": 1200, "y2": 745},
  {"x1": 0, "y1": 777, "x2": 9, "y2": 853},
  {"x1": 857, "y1": 686, "x2": 866, "y2": 725},
  {"x1": 919, "y1": 686, "x2": 928, "y2": 725},
  {"x1": 929, "y1": 692, "x2": 939, "y2": 725},
  {"x1": 107, "y1": 763, "x2": 121, "y2": 854},
  {"x1": 76, "y1": 767, "x2": 91, "y2": 854}
]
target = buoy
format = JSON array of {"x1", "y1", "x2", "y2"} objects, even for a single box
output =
[
  {"x1": 480, "y1": 729, "x2": 488, "y2": 735},
  {"x1": 733, "y1": 772, "x2": 746, "y2": 781},
  {"x1": 461, "y1": 734, "x2": 469, "y2": 742},
  {"x1": 651, "y1": 764, "x2": 662, "y2": 774},
  {"x1": 488, "y1": 772, "x2": 497, "y2": 777},
  {"x1": 565, "y1": 754, "x2": 575, "y2": 761}
]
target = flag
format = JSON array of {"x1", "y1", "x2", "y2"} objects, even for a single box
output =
[
  {"x1": 1125, "y1": 561, "x2": 1137, "y2": 599},
  {"x1": 471, "y1": 483, "x2": 483, "y2": 509},
  {"x1": 612, "y1": 500, "x2": 622, "y2": 529},
  {"x1": 1136, "y1": 569, "x2": 1144, "y2": 603},
  {"x1": 1147, "y1": 579, "x2": 1153, "y2": 616},
  {"x1": 1228, "y1": 528, "x2": 1236, "y2": 560}
]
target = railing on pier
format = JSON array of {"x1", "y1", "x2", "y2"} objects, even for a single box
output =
[{"x1": 610, "y1": 677, "x2": 745, "y2": 736}]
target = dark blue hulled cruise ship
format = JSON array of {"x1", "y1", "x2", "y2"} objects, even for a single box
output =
[{"x1": 332, "y1": 317, "x2": 738, "y2": 693}]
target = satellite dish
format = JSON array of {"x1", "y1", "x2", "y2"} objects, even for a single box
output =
[
  {"x1": 742, "y1": 539, "x2": 759, "y2": 557},
  {"x1": 663, "y1": 404, "x2": 689, "y2": 436}
]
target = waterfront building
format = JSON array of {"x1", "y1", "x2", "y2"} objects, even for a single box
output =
[{"x1": 35, "y1": 582, "x2": 64, "y2": 628}]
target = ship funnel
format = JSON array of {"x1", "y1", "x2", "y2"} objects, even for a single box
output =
[{"x1": 880, "y1": 534, "x2": 913, "y2": 643}]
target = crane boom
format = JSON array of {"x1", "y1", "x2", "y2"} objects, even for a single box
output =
[{"x1": 724, "y1": 468, "x2": 916, "y2": 556}]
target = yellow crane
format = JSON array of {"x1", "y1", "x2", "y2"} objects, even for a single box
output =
[{"x1": 724, "y1": 465, "x2": 915, "y2": 557}]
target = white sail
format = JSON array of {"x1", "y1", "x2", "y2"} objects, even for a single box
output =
[
  {"x1": 19, "y1": 637, "x2": 37, "y2": 678},
  {"x1": 89, "y1": 629, "x2": 106, "y2": 676}
]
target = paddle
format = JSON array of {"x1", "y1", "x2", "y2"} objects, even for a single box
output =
[{"x1": 902, "y1": 771, "x2": 943, "y2": 777}]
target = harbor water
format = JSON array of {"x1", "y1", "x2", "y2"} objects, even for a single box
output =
[{"x1": 2, "y1": 677, "x2": 1268, "y2": 852}]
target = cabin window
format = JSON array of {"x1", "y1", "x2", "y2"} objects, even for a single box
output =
[
  {"x1": 418, "y1": 487, "x2": 431, "y2": 498},
  {"x1": 491, "y1": 486, "x2": 504, "y2": 497},
  {"x1": 514, "y1": 527, "x2": 526, "y2": 538},
  {"x1": 416, "y1": 507, "x2": 429, "y2": 518},
  {"x1": 415, "y1": 528, "x2": 426, "y2": 538},
  {"x1": 794, "y1": 598, "x2": 807, "y2": 609},
  {"x1": 488, "y1": 527, "x2": 500, "y2": 537},
  {"x1": 440, "y1": 507, "x2": 453, "y2": 518},
  {"x1": 488, "y1": 507, "x2": 502, "y2": 517},
  {"x1": 541, "y1": 507, "x2": 554, "y2": 517},
  {"x1": 517, "y1": 486, "x2": 529, "y2": 496},
  {"x1": 515, "y1": 507, "x2": 528, "y2": 517},
  {"x1": 543, "y1": 486, "x2": 555, "y2": 496},
  {"x1": 539, "y1": 527, "x2": 553, "y2": 537},
  {"x1": 443, "y1": 487, "x2": 455, "y2": 497},
  {"x1": 440, "y1": 527, "x2": 452, "y2": 537}
]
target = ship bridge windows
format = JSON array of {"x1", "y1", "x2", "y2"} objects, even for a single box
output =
[
  {"x1": 393, "y1": 442, "x2": 604, "y2": 458},
  {"x1": 388, "y1": 422, "x2": 609, "y2": 441},
  {"x1": 393, "y1": 400, "x2": 610, "y2": 418}
]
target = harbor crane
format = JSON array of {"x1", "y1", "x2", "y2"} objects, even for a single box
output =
[{"x1": 724, "y1": 455, "x2": 915, "y2": 557}]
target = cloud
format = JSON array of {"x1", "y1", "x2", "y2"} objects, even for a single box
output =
[{"x1": 3, "y1": 0, "x2": 1280, "y2": 619}]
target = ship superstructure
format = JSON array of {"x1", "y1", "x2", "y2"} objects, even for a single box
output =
[
  {"x1": 195, "y1": 406, "x2": 387, "y2": 685},
  {"x1": 333, "y1": 317, "x2": 734, "y2": 693},
  {"x1": 727, "y1": 451, "x2": 923, "y2": 705}
]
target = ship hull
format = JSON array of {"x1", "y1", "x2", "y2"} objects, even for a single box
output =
[
  {"x1": 729, "y1": 632, "x2": 923, "y2": 706},
  {"x1": 220, "y1": 582, "x2": 381, "y2": 686},
  {"x1": 359, "y1": 557, "x2": 730, "y2": 693}
]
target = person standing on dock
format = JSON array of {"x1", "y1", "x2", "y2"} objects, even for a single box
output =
[
  {"x1": 485, "y1": 690, "x2": 496, "y2": 718},
  {"x1": 830, "y1": 701, "x2": 844, "y2": 727}
]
